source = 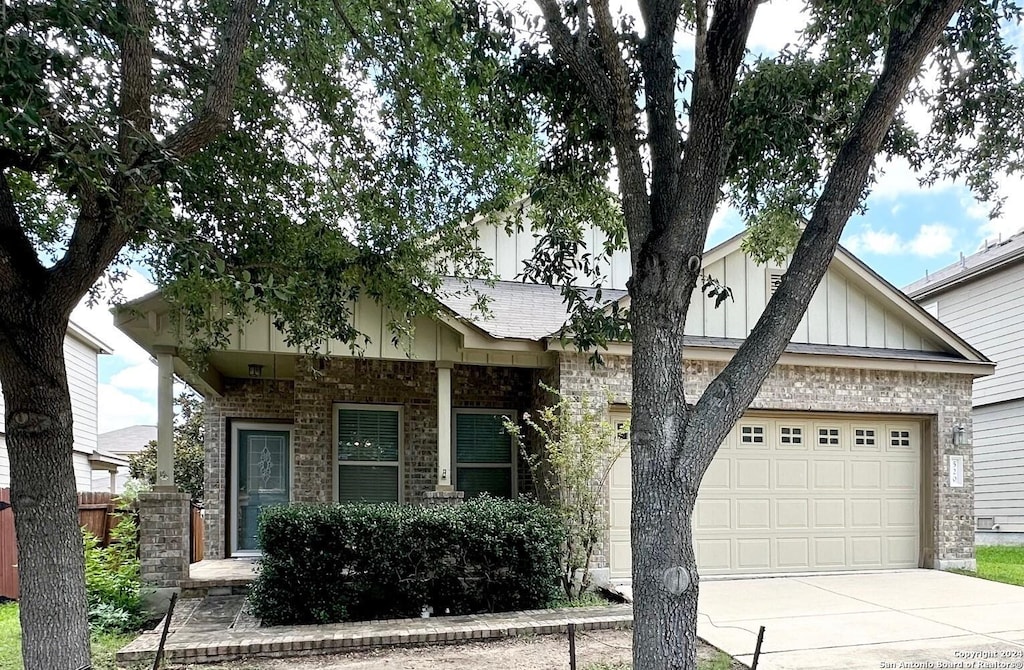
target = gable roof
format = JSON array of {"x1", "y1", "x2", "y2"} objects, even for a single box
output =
[
  {"x1": 99, "y1": 424, "x2": 157, "y2": 455},
  {"x1": 607, "y1": 231, "x2": 989, "y2": 364},
  {"x1": 904, "y1": 230, "x2": 1024, "y2": 299},
  {"x1": 68, "y1": 319, "x2": 114, "y2": 354}
]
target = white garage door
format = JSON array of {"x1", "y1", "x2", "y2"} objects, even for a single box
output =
[{"x1": 608, "y1": 414, "x2": 921, "y2": 578}]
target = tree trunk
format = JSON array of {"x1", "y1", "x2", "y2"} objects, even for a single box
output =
[
  {"x1": 0, "y1": 312, "x2": 90, "y2": 670},
  {"x1": 630, "y1": 281, "x2": 706, "y2": 670}
]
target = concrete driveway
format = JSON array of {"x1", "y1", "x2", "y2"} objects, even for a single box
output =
[{"x1": 697, "y1": 570, "x2": 1024, "y2": 670}]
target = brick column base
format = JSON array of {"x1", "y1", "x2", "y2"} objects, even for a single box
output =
[
  {"x1": 139, "y1": 491, "x2": 191, "y2": 589},
  {"x1": 422, "y1": 490, "x2": 465, "y2": 506}
]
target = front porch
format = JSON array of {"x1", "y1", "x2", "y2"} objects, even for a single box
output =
[{"x1": 115, "y1": 287, "x2": 563, "y2": 591}]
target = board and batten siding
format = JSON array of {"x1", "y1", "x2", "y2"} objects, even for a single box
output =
[
  {"x1": 476, "y1": 219, "x2": 943, "y2": 352},
  {"x1": 475, "y1": 219, "x2": 632, "y2": 290},
  {"x1": 924, "y1": 261, "x2": 1024, "y2": 407},
  {"x1": 690, "y1": 253, "x2": 942, "y2": 350},
  {"x1": 973, "y1": 399, "x2": 1024, "y2": 531}
]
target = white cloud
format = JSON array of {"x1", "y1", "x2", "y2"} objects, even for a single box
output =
[
  {"x1": 71, "y1": 269, "x2": 159, "y2": 433},
  {"x1": 71, "y1": 269, "x2": 157, "y2": 365},
  {"x1": 844, "y1": 223, "x2": 956, "y2": 258},
  {"x1": 963, "y1": 174, "x2": 1024, "y2": 244},
  {"x1": 109, "y1": 362, "x2": 158, "y2": 392},
  {"x1": 746, "y1": 0, "x2": 808, "y2": 53},
  {"x1": 869, "y1": 156, "x2": 956, "y2": 202},
  {"x1": 845, "y1": 228, "x2": 903, "y2": 255},
  {"x1": 98, "y1": 383, "x2": 157, "y2": 433},
  {"x1": 908, "y1": 223, "x2": 955, "y2": 257}
]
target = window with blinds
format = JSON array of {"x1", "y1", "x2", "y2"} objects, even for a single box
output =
[
  {"x1": 335, "y1": 405, "x2": 401, "y2": 503},
  {"x1": 454, "y1": 410, "x2": 515, "y2": 499}
]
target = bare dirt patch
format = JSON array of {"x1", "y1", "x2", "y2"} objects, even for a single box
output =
[{"x1": 165, "y1": 629, "x2": 737, "y2": 670}]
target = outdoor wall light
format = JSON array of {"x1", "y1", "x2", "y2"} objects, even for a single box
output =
[
  {"x1": 952, "y1": 422, "x2": 967, "y2": 447},
  {"x1": 248, "y1": 363, "x2": 264, "y2": 378}
]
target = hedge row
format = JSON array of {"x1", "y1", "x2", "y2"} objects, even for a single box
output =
[{"x1": 247, "y1": 498, "x2": 565, "y2": 625}]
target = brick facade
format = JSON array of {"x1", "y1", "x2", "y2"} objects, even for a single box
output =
[
  {"x1": 556, "y1": 352, "x2": 977, "y2": 571},
  {"x1": 204, "y1": 359, "x2": 542, "y2": 559},
  {"x1": 139, "y1": 490, "x2": 191, "y2": 588},
  {"x1": 204, "y1": 379, "x2": 295, "y2": 559},
  {"x1": 200, "y1": 351, "x2": 975, "y2": 572}
]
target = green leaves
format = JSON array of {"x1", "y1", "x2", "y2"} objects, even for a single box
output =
[{"x1": 249, "y1": 499, "x2": 564, "y2": 624}]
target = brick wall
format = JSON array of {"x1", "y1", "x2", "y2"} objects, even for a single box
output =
[
  {"x1": 139, "y1": 491, "x2": 190, "y2": 588},
  {"x1": 557, "y1": 352, "x2": 977, "y2": 571},
  {"x1": 205, "y1": 379, "x2": 296, "y2": 559},
  {"x1": 204, "y1": 360, "x2": 537, "y2": 558}
]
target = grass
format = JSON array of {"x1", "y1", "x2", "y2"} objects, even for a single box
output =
[
  {"x1": 0, "y1": 602, "x2": 137, "y2": 670},
  {"x1": 953, "y1": 545, "x2": 1024, "y2": 587},
  {"x1": 548, "y1": 590, "x2": 610, "y2": 608},
  {"x1": 584, "y1": 652, "x2": 734, "y2": 670}
]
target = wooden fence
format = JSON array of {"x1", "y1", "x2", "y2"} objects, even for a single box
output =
[
  {"x1": 0, "y1": 489, "x2": 205, "y2": 601},
  {"x1": 190, "y1": 504, "x2": 204, "y2": 563}
]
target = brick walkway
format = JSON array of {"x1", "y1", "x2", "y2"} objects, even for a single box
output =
[{"x1": 116, "y1": 596, "x2": 634, "y2": 665}]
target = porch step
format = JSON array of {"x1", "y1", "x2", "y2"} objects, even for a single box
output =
[
  {"x1": 180, "y1": 581, "x2": 252, "y2": 599},
  {"x1": 181, "y1": 558, "x2": 257, "y2": 598},
  {"x1": 116, "y1": 602, "x2": 634, "y2": 665}
]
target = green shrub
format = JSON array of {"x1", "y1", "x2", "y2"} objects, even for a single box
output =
[
  {"x1": 248, "y1": 498, "x2": 565, "y2": 625},
  {"x1": 83, "y1": 512, "x2": 142, "y2": 633}
]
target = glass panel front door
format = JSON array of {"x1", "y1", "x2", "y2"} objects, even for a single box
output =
[{"x1": 236, "y1": 429, "x2": 290, "y2": 553}]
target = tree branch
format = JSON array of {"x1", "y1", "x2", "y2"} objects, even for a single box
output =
[
  {"x1": 631, "y1": 0, "x2": 757, "y2": 303},
  {"x1": 535, "y1": 0, "x2": 651, "y2": 259},
  {"x1": 161, "y1": 0, "x2": 259, "y2": 160},
  {"x1": 0, "y1": 147, "x2": 50, "y2": 172},
  {"x1": 0, "y1": 170, "x2": 47, "y2": 293},
  {"x1": 637, "y1": 0, "x2": 684, "y2": 240},
  {"x1": 49, "y1": 0, "x2": 261, "y2": 311},
  {"x1": 686, "y1": 0, "x2": 965, "y2": 473},
  {"x1": 117, "y1": 0, "x2": 154, "y2": 162}
]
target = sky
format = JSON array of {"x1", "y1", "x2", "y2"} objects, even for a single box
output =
[{"x1": 75, "y1": 0, "x2": 1024, "y2": 434}]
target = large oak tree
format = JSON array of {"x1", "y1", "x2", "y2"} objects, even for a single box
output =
[
  {"x1": 0, "y1": 2, "x2": 531, "y2": 667},
  {"x1": 496, "y1": 1, "x2": 1024, "y2": 668}
]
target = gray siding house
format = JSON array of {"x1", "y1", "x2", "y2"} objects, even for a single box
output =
[
  {"x1": 906, "y1": 233, "x2": 1024, "y2": 543},
  {"x1": 0, "y1": 321, "x2": 121, "y2": 492}
]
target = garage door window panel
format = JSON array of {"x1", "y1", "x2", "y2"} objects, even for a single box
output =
[
  {"x1": 778, "y1": 423, "x2": 808, "y2": 450},
  {"x1": 739, "y1": 424, "x2": 768, "y2": 449},
  {"x1": 815, "y1": 425, "x2": 844, "y2": 451}
]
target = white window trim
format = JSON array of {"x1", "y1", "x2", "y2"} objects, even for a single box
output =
[
  {"x1": 453, "y1": 408, "x2": 518, "y2": 498},
  {"x1": 230, "y1": 421, "x2": 295, "y2": 558},
  {"x1": 333, "y1": 403, "x2": 404, "y2": 504}
]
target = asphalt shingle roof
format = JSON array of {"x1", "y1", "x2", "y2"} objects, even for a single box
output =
[
  {"x1": 904, "y1": 230, "x2": 1024, "y2": 297},
  {"x1": 436, "y1": 278, "x2": 627, "y2": 340},
  {"x1": 99, "y1": 424, "x2": 157, "y2": 455}
]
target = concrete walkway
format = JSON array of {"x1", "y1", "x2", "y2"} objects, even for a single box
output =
[
  {"x1": 698, "y1": 570, "x2": 1024, "y2": 670},
  {"x1": 116, "y1": 599, "x2": 633, "y2": 665}
]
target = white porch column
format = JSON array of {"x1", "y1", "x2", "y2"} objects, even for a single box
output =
[
  {"x1": 436, "y1": 361, "x2": 454, "y2": 490},
  {"x1": 156, "y1": 350, "x2": 175, "y2": 490}
]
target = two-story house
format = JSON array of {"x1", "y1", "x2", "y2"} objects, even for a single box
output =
[
  {"x1": 907, "y1": 233, "x2": 1024, "y2": 544},
  {"x1": 0, "y1": 320, "x2": 121, "y2": 492}
]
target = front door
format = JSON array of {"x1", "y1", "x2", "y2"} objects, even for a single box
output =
[{"x1": 233, "y1": 426, "x2": 292, "y2": 555}]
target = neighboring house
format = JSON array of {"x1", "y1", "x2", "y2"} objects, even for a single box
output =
[
  {"x1": 115, "y1": 224, "x2": 991, "y2": 588},
  {"x1": 0, "y1": 320, "x2": 120, "y2": 492},
  {"x1": 906, "y1": 232, "x2": 1024, "y2": 544},
  {"x1": 95, "y1": 424, "x2": 157, "y2": 492}
]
